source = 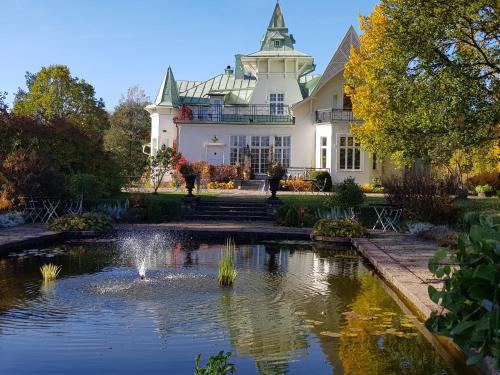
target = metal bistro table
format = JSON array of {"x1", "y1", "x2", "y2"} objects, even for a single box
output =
[{"x1": 372, "y1": 204, "x2": 403, "y2": 232}]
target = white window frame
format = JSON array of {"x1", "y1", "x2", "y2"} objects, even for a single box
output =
[
  {"x1": 269, "y1": 93, "x2": 285, "y2": 115},
  {"x1": 230, "y1": 135, "x2": 246, "y2": 166},
  {"x1": 274, "y1": 135, "x2": 291, "y2": 168},
  {"x1": 337, "y1": 134, "x2": 363, "y2": 172},
  {"x1": 250, "y1": 136, "x2": 270, "y2": 175},
  {"x1": 274, "y1": 40, "x2": 281, "y2": 48},
  {"x1": 320, "y1": 136, "x2": 328, "y2": 169}
]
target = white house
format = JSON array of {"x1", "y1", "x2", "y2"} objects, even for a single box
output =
[{"x1": 145, "y1": 2, "x2": 395, "y2": 185}]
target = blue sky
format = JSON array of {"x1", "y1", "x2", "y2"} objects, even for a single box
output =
[{"x1": 1, "y1": 0, "x2": 378, "y2": 110}]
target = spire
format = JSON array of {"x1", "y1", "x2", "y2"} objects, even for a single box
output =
[
  {"x1": 260, "y1": 2, "x2": 295, "y2": 51},
  {"x1": 154, "y1": 66, "x2": 181, "y2": 107},
  {"x1": 268, "y1": 1, "x2": 286, "y2": 29}
]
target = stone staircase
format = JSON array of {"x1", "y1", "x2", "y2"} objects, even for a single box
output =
[
  {"x1": 238, "y1": 179, "x2": 265, "y2": 191},
  {"x1": 183, "y1": 200, "x2": 275, "y2": 222}
]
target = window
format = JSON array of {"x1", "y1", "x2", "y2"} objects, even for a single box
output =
[
  {"x1": 274, "y1": 40, "x2": 281, "y2": 48},
  {"x1": 338, "y1": 136, "x2": 361, "y2": 171},
  {"x1": 212, "y1": 98, "x2": 222, "y2": 121},
  {"x1": 372, "y1": 153, "x2": 377, "y2": 170},
  {"x1": 270, "y1": 93, "x2": 285, "y2": 115},
  {"x1": 332, "y1": 95, "x2": 339, "y2": 109},
  {"x1": 274, "y1": 136, "x2": 291, "y2": 168},
  {"x1": 230, "y1": 136, "x2": 246, "y2": 166},
  {"x1": 250, "y1": 136, "x2": 270, "y2": 174},
  {"x1": 343, "y1": 92, "x2": 352, "y2": 110},
  {"x1": 320, "y1": 136, "x2": 328, "y2": 169}
]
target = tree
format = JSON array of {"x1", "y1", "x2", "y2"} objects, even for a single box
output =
[
  {"x1": 13, "y1": 65, "x2": 108, "y2": 137},
  {"x1": 345, "y1": 0, "x2": 499, "y2": 167},
  {"x1": 150, "y1": 146, "x2": 181, "y2": 194},
  {"x1": 104, "y1": 86, "x2": 150, "y2": 178}
]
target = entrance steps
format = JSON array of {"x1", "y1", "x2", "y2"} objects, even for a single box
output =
[
  {"x1": 238, "y1": 180, "x2": 266, "y2": 191},
  {"x1": 183, "y1": 200, "x2": 275, "y2": 222}
]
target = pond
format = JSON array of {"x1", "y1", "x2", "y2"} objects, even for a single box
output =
[{"x1": 0, "y1": 233, "x2": 463, "y2": 374}]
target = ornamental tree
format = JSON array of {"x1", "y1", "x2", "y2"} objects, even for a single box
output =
[
  {"x1": 13, "y1": 65, "x2": 109, "y2": 138},
  {"x1": 345, "y1": 0, "x2": 499, "y2": 167},
  {"x1": 104, "y1": 86, "x2": 151, "y2": 178},
  {"x1": 149, "y1": 146, "x2": 181, "y2": 194}
]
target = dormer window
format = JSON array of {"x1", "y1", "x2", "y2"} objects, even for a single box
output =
[{"x1": 274, "y1": 40, "x2": 281, "y2": 48}]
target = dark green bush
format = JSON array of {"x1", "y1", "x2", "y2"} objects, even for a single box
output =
[
  {"x1": 48, "y1": 213, "x2": 112, "y2": 231},
  {"x1": 312, "y1": 218, "x2": 365, "y2": 238},
  {"x1": 146, "y1": 202, "x2": 163, "y2": 223},
  {"x1": 426, "y1": 220, "x2": 500, "y2": 368},
  {"x1": 67, "y1": 173, "x2": 106, "y2": 200},
  {"x1": 277, "y1": 205, "x2": 317, "y2": 228},
  {"x1": 324, "y1": 177, "x2": 365, "y2": 209},
  {"x1": 309, "y1": 171, "x2": 333, "y2": 192}
]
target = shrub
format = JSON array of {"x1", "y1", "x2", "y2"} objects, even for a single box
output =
[
  {"x1": 267, "y1": 161, "x2": 286, "y2": 179},
  {"x1": 280, "y1": 178, "x2": 310, "y2": 192},
  {"x1": 67, "y1": 173, "x2": 106, "y2": 200},
  {"x1": 426, "y1": 221, "x2": 500, "y2": 368},
  {"x1": 1, "y1": 150, "x2": 66, "y2": 202},
  {"x1": 207, "y1": 181, "x2": 235, "y2": 190},
  {"x1": 48, "y1": 213, "x2": 112, "y2": 231},
  {"x1": 309, "y1": 171, "x2": 332, "y2": 192},
  {"x1": 360, "y1": 184, "x2": 385, "y2": 193},
  {"x1": 92, "y1": 200, "x2": 130, "y2": 220},
  {"x1": 312, "y1": 218, "x2": 365, "y2": 238},
  {"x1": 324, "y1": 177, "x2": 365, "y2": 209},
  {"x1": 209, "y1": 164, "x2": 237, "y2": 183},
  {"x1": 475, "y1": 184, "x2": 494, "y2": 194},
  {"x1": 468, "y1": 171, "x2": 500, "y2": 190},
  {"x1": 383, "y1": 167, "x2": 455, "y2": 224},
  {"x1": 0, "y1": 212, "x2": 25, "y2": 228},
  {"x1": 277, "y1": 206, "x2": 316, "y2": 228}
]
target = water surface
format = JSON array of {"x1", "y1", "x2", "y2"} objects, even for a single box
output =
[{"x1": 0, "y1": 236, "x2": 460, "y2": 374}]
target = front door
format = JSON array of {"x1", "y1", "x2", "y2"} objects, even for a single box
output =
[{"x1": 206, "y1": 146, "x2": 224, "y2": 165}]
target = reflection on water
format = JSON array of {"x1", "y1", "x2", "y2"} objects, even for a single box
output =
[{"x1": 0, "y1": 238, "x2": 459, "y2": 374}]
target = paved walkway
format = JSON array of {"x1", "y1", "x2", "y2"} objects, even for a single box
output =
[
  {"x1": 0, "y1": 224, "x2": 63, "y2": 254},
  {"x1": 353, "y1": 231, "x2": 442, "y2": 319},
  {"x1": 115, "y1": 222, "x2": 312, "y2": 240}
]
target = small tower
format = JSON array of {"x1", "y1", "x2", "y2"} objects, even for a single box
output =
[
  {"x1": 260, "y1": 1, "x2": 295, "y2": 52},
  {"x1": 145, "y1": 66, "x2": 181, "y2": 156},
  {"x1": 241, "y1": 1, "x2": 314, "y2": 106}
]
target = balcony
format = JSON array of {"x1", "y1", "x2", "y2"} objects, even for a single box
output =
[
  {"x1": 177, "y1": 104, "x2": 294, "y2": 124},
  {"x1": 315, "y1": 108, "x2": 361, "y2": 123}
]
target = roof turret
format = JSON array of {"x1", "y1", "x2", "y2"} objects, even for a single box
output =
[
  {"x1": 154, "y1": 66, "x2": 181, "y2": 107},
  {"x1": 260, "y1": 1, "x2": 296, "y2": 52}
]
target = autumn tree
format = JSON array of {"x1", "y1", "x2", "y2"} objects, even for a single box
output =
[
  {"x1": 104, "y1": 86, "x2": 151, "y2": 178},
  {"x1": 13, "y1": 65, "x2": 108, "y2": 137},
  {"x1": 345, "y1": 0, "x2": 499, "y2": 168}
]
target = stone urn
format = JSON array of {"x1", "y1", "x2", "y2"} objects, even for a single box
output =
[
  {"x1": 184, "y1": 174, "x2": 197, "y2": 197},
  {"x1": 268, "y1": 177, "x2": 281, "y2": 200}
]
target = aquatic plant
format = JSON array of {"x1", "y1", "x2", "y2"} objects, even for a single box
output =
[
  {"x1": 40, "y1": 263, "x2": 61, "y2": 282},
  {"x1": 194, "y1": 351, "x2": 235, "y2": 374},
  {"x1": 218, "y1": 238, "x2": 237, "y2": 287}
]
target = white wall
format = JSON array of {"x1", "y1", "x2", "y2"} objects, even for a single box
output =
[{"x1": 148, "y1": 106, "x2": 179, "y2": 155}]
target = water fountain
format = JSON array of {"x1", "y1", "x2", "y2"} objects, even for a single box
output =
[{"x1": 119, "y1": 232, "x2": 171, "y2": 280}]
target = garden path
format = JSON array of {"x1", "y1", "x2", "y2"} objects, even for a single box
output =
[{"x1": 353, "y1": 231, "x2": 442, "y2": 319}]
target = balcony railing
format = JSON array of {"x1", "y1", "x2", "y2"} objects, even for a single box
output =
[
  {"x1": 315, "y1": 109, "x2": 361, "y2": 123},
  {"x1": 178, "y1": 104, "x2": 293, "y2": 124}
]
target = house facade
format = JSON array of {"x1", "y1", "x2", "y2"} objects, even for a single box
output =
[{"x1": 145, "y1": 2, "x2": 394, "y2": 185}]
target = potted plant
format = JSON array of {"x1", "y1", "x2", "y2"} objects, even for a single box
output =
[
  {"x1": 180, "y1": 162, "x2": 196, "y2": 197},
  {"x1": 475, "y1": 184, "x2": 493, "y2": 198},
  {"x1": 267, "y1": 161, "x2": 286, "y2": 201}
]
